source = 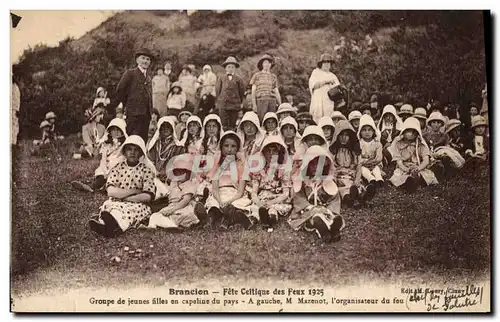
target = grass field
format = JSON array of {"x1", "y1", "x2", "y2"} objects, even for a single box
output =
[{"x1": 11, "y1": 136, "x2": 491, "y2": 296}]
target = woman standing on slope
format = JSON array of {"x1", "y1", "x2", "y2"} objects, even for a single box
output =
[{"x1": 309, "y1": 53, "x2": 342, "y2": 124}]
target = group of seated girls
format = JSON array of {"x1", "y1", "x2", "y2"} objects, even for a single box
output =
[{"x1": 82, "y1": 101, "x2": 488, "y2": 244}]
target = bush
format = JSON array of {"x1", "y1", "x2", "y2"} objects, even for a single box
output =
[{"x1": 188, "y1": 10, "x2": 242, "y2": 31}]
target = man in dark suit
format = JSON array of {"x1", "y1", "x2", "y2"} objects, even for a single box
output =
[{"x1": 116, "y1": 49, "x2": 154, "y2": 142}]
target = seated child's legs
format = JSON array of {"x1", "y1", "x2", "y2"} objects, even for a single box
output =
[
  {"x1": 372, "y1": 166, "x2": 384, "y2": 182},
  {"x1": 361, "y1": 166, "x2": 376, "y2": 182}
]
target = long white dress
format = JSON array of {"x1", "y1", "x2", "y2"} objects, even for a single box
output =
[{"x1": 308, "y1": 68, "x2": 340, "y2": 124}]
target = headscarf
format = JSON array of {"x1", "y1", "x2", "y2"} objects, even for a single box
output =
[
  {"x1": 279, "y1": 116, "x2": 301, "y2": 140},
  {"x1": 95, "y1": 87, "x2": 106, "y2": 98},
  {"x1": 236, "y1": 111, "x2": 265, "y2": 151},
  {"x1": 317, "y1": 116, "x2": 336, "y2": 145},
  {"x1": 395, "y1": 117, "x2": 430, "y2": 166},
  {"x1": 203, "y1": 113, "x2": 224, "y2": 143},
  {"x1": 178, "y1": 115, "x2": 204, "y2": 146},
  {"x1": 377, "y1": 104, "x2": 403, "y2": 132},
  {"x1": 300, "y1": 125, "x2": 328, "y2": 149},
  {"x1": 147, "y1": 116, "x2": 179, "y2": 151},
  {"x1": 292, "y1": 145, "x2": 339, "y2": 199},
  {"x1": 331, "y1": 111, "x2": 347, "y2": 122},
  {"x1": 357, "y1": 114, "x2": 381, "y2": 141},
  {"x1": 262, "y1": 112, "x2": 279, "y2": 133},
  {"x1": 119, "y1": 135, "x2": 157, "y2": 173},
  {"x1": 98, "y1": 118, "x2": 128, "y2": 144}
]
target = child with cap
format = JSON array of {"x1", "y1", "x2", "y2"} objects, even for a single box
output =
[
  {"x1": 45, "y1": 111, "x2": 64, "y2": 140},
  {"x1": 175, "y1": 110, "x2": 192, "y2": 140},
  {"x1": 331, "y1": 111, "x2": 347, "y2": 126},
  {"x1": 195, "y1": 64, "x2": 217, "y2": 121},
  {"x1": 398, "y1": 104, "x2": 414, "y2": 122},
  {"x1": 32, "y1": 120, "x2": 54, "y2": 148},
  {"x1": 276, "y1": 103, "x2": 297, "y2": 124},
  {"x1": 178, "y1": 115, "x2": 204, "y2": 155},
  {"x1": 88, "y1": 135, "x2": 156, "y2": 238},
  {"x1": 280, "y1": 116, "x2": 302, "y2": 157},
  {"x1": 215, "y1": 56, "x2": 246, "y2": 131},
  {"x1": 74, "y1": 107, "x2": 106, "y2": 159},
  {"x1": 72, "y1": 118, "x2": 128, "y2": 193},
  {"x1": 318, "y1": 116, "x2": 336, "y2": 146},
  {"x1": 167, "y1": 81, "x2": 187, "y2": 118},
  {"x1": 289, "y1": 146, "x2": 344, "y2": 243},
  {"x1": 360, "y1": 103, "x2": 372, "y2": 116},
  {"x1": 348, "y1": 110, "x2": 362, "y2": 133},
  {"x1": 250, "y1": 54, "x2": 282, "y2": 122},
  {"x1": 146, "y1": 154, "x2": 207, "y2": 230},
  {"x1": 446, "y1": 119, "x2": 467, "y2": 156},
  {"x1": 389, "y1": 117, "x2": 438, "y2": 193},
  {"x1": 465, "y1": 115, "x2": 489, "y2": 161},
  {"x1": 413, "y1": 107, "x2": 428, "y2": 131},
  {"x1": 296, "y1": 112, "x2": 316, "y2": 136},
  {"x1": 377, "y1": 105, "x2": 403, "y2": 166},
  {"x1": 423, "y1": 112, "x2": 448, "y2": 151}
]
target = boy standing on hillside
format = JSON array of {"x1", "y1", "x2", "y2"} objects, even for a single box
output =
[
  {"x1": 215, "y1": 56, "x2": 246, "y2": 131},
  {"x1": 250, "y1": 54, "x2": 282, "y2": 122}
]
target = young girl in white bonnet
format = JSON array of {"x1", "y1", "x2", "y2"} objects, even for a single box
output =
[
  {"x1": 72, "y1": 118, "x2": 127, "y2": 193},
  {"x1": 289, "y1": 145, "x2": 344, "y2": 243},
  {"x1": 88, "y1": 135, "x2": 156, "y2": 237},
  {"x1": 250, "y1": 135, "x2": 293, "y2": 229},
  {"x1": 389, "y1": 117, "x2": 439, "y2": 193},
  {"x1": 357, "y1": 114, "x2": 384, "y2": 187}
]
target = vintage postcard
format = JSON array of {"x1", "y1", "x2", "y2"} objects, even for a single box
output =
[{"x1": 10, "y1": 10, "x2": 491, "y2": 313}]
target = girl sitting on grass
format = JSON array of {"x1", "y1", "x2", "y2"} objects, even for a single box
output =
[
  {"x1": 74, "y1": 107, "x2": 106, "y2": 159},
  {"x1": 146, "y1": 154, "x2": 207, "y2": 230},
  {"x1": 147, "y1": 117, "x2": 186, "y2": 199},
  {"x1": 250, "y1": 135, "x2": 293, "y2": 229},
  {"x1": 175, "y1": 110, "x2": 192, "y2": 143},
  {"x1": 389, "y1": 117, "x2": 438, "y2": 193},
  {"x1": 71, "y1": 118, "x2": 127, "y2": 193},
  {"x1": 179, "y1": 115, "x2": 204, "y2": 155},
  {"x1": 377, "y1": 104, "x2": 403, "y2": 166},
  {"x1": 88, "y1": 135, "x2": 156, "y2": 238},
  {"x1": 237, "y1": 111, "x2": 264, "y2": 159},
  {"x1": 204, "y1": 131, "x2": 254, "y2": 230},
  {"x1": 279, "y1": 116, "x2": 302, "y2": 157},
  {"x1": 289, "y1": 145, "x2": 344, "y2": 243},
  {"x1": 357, "y1": 114, "x2": 384, "y2": 187},
  {"x1": 330, "y1": 120, "x2": 373, "y2": 208}
]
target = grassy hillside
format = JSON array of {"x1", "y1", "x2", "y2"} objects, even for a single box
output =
[{"x1": 13, "y1": 10, "x2": 487, "y2": 137}]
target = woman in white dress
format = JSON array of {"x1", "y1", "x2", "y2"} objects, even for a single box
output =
[
  {"x1": 309, "y1": 53, "x2": 341, "y2": 124},
  {"x1": 152, "y1": 67, "x2": 170, "y2": 116}
]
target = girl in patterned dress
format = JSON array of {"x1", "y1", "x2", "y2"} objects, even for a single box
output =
[
  {"x1": 88, "y1": 135, "x2": 156, "y2": 237},
  {"x1": 389, "y1": 117, "x2": 439, "y2": 193},
  {"x1": 204, "y1": 131, "x2": 254, "y2": 230},
  {"x1": 289, "y1": 145, "x2": 344, "y2": 243},
  {"x1": 146, "y1": 154, "x2": 206, "y2": 230},
  {"x1": 250, "y1": 135, "x2": 293, "y2": 228},
  {"x1": 147, "y1": 117, "x2": 186, "y2": 200},
  {"x1": 279, "y1": 116, "x2": 302, "y2": 157},
  {"x1": 236, "y1": 111, "x2": 265, "y2": 159},
  {"x1": 330, "y1": 120, "x2": 369, "y2": 208},
  {"x1": 71, "y1": 118, "x2": 127, "y2": 193},
  {"x1": 178, "y1": 115, "x2": 204, "y2": 155}
]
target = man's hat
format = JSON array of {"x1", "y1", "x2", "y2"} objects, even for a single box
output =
[
  {"x1": 135, "y1": 48, "x2": 154, "y2": 60},
  {"x1": 222, "y1": 56, "x2": 240, "y2": 68}
]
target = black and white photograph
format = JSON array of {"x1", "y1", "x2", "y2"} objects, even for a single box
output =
[{"x1": 10, "y1": 9, "x2": 491, "y2": 312}]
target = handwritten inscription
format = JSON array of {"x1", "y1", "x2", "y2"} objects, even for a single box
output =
[{"x1": 403, "y1": 285, "x2": 483, "y2": 312}]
